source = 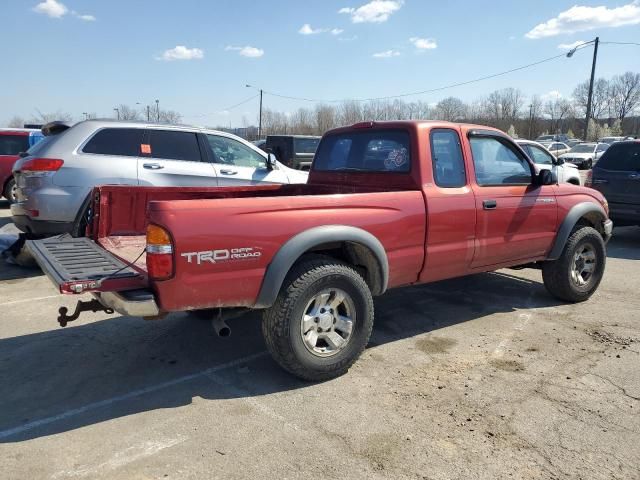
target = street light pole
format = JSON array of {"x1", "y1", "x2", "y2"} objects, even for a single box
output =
[
  {"x1": 155, "y1": 99, "x2": 160, "y2": 122},
  {"x1": 584, "y1": 37, "x2": 599, "y2": 140},
  {"x1": 113, "y1": 108, "x2": 120, "y2": 120}
]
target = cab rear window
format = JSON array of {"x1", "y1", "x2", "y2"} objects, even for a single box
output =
[
  {"x1": 82, "y1": 128, "x2": 145, "y2": 157},
  {"x1": 0, "y1": 135, "x2": 29, "y2": 156},
  {"x1": 313, "y1": 130, "x2": 411, "y2": 173}
]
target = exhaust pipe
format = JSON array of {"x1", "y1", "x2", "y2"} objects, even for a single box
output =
[{"x1": 212, "y1": 314, "x2": 231, "y2": 337}]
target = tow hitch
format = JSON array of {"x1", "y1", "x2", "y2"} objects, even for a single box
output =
[{"x1": 58, "y1": 299, "x2": 114, "y2": 327}]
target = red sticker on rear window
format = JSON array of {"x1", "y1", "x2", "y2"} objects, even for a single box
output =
[{"x1": 141, "y1": 144, "x2": 151, "y2": 154}]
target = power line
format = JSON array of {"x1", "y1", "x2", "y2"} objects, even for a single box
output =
[
  {"x1": 263, "y1": 51, "x2": 572, "y2": 104},
  {"x1": 600, "y1": 41, "x2": 640, "y2": 46},
  {"x1": 187, "y1": 94, "x2": 259, "y2": 119}
]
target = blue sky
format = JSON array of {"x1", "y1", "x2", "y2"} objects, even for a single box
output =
[{"x1": 1, "y1": 0, "x2": 639, "y2": 127}]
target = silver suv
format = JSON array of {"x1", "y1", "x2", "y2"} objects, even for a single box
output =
[{"x1": 11, "y1": 120, "x2": 308, "y2": 235}]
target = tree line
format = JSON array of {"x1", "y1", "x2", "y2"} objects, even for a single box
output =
[{"x1": 235, "y1": 71, "x2": 640, "y2": 141}]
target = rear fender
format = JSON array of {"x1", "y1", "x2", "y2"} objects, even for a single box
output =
[{"x1": 254, "y1": 225, "x2": 388, "y2": 308}]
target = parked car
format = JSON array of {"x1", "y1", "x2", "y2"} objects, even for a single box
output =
[
  {"x1": 565, "y1": 138, "x2": 583, "y2": 148},
  {"x1": 558, "y1": 142, "x2": 609, "y2": 170},
  {"x1": 265, "y1": 135, "x2": 321, "y2": 170},
  {"x1": 11, "y1": 120, "x2": 308, "y2": 236},
  {"x1": 587, "y1": 140, "x2": 640, "y2": 226},
  {"x1": 0, "y1": 128, "x2": 44, "y2": 203},
  {"x1": 536, "y1": 134, "x2": 569, "y2": 143},
  {"x1": 516, "y1": 139, "x2": 581, "y2": 184},
  {"x1": 27, "y1": 121, "x2": 612, "y2": 381},
  {"x1": 541, "y1": 141, "x2": 571, "y2": 157},
  {"x1": 598, "y1": 136, "x2": 626, "y2": 145}
]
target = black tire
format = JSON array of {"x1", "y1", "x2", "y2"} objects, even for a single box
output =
[
  {"x1": 587, "y1": 159, "x2": 593, "y2": 170},
  {"x1": 262, "y1": 255, "x2": 374, "y2": 381},
  {"x1": 542, "y1": 226, "x2": 606, "y2": 302},
  {"x1": 3, "y1": 177, "x2": 17, "y2": 204}
]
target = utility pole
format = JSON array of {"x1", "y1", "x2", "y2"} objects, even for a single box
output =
[
  {"x1": 584, "y1": 37, "x2": 599, "y2": 140},
  {"x1": 528, "y1": 104, "x2": 533, "y2": 139},
  {"x1": 147, "y1": 105, "x2": 150, "y2": 122},
  {"x1": 258, "y1": 89, "x2": 263, "y2": 138}
]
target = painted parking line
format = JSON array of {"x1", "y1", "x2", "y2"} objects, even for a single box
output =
[
  {"x1": 0, "y1": 351, "x2": 268, "y2": 440},
  {"x1": 0, "y1": 295, "x2": 61, "y2": 307}
]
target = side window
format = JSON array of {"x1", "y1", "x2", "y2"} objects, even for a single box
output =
[
  {"x1": 430, "y1": 129, "x2": 466, "y2": 187},
  {"x1": 596, "y1": 144, "x2": 608, "y2": 153},
  {"x1": 82, "y1": 128, "x2": 144, "y2": 157},
  {"x1": 147, "y1": 130, "x2": 202, "y2": 162},
  {"x1": 528, "y1": 145, "x2": 554, "y2": 165},
  {"x1": 206, "y1": 135, "x2": 266, "y2": 168},
  {"x1": 470, "y1": 136, "x2": 532, "y2": 186}
]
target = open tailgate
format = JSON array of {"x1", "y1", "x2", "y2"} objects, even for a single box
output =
[{"x1": 26, "y1": 235, "x2": 147, "y2": 294}]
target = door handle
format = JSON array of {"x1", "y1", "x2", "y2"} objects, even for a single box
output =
[
  {"x1": 220, "y1": 169, "x2": 238, "y2": 175},
  {"x1": 483, "y1": 199, "x2": 497, "y2": 210},
  {"x1": 143, "y1": 163, "x2": 164, "y2": 170}
]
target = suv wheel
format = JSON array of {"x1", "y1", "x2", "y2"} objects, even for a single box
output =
[
  {"x1": 542, "y1": 226, "x2": 605, "y2": 302},
  {"x1": 262, "y1": 255, "x2": 374, "y2": 381},
  {"x1": 3, "y1": 178, "x2": 17, "y2": 204}
]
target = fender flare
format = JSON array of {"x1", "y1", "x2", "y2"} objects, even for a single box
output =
[
  {"x1": 547, "y1": 201, "x2": 606, "y2": 260},
  {"x1": 254, "y1": 225, "x2": 389, "y2": 308}
]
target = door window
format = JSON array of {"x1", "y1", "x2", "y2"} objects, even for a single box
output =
[
  {"x1": 82, "y1": 128, "x2": 145, "y2": 157},
  {"x1": 206, "y1": 135, "x2": 266, "y2": 168},
  {"x1": 430, "y1": 129, "x2": 466, "y2": 187},
  {"x1": 527, "y1": 145, "x2": 554, "y2": 165},
  {"x1": 470, "y1": 136, "x2": 532, "y2": 186},
  {"x1": 147, "y1": 130, "x2": 202, "y2": 162},
  {"x1": 596, "y1": 143, "x2": 640, "y2": 171}
]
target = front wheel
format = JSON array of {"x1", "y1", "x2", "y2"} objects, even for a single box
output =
[
  {"x1": 262, "y1": 256, "x2": 374, "y2": 381},
  {"x1": 542, "y1": 226, "x2": 606, "y2": 302}
]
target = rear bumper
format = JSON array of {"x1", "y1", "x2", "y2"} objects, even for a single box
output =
[
  {"x1": 94, "y1": 290, "x2": 160, "y2": 318},
  {"x1": 11, "y1": 213, "x2": 73, "y2": 235}
]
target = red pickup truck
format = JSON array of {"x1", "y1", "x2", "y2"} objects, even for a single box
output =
[{"x1": 27, "y1": 121, "x2": 613, "y2": 381}]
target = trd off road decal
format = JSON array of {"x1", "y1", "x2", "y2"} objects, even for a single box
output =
[{"x1": 181, "y1": 247, "x2": 262, "y2": 265}]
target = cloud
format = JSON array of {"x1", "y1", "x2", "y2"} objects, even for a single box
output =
[
  {"x1": 157, "y1": 45, "x2": 204, "y2": 61},
  {"x1": 541, "y1": 90, "x2": 563, "y2": 102},
  {"x1": 225, "y1": 45, "x2": 264, "y2": 58},
  {"x1": 372, "y1": 49, "x2": 400, "y2": 58},
  {"x1": 299, "y1": 23, "x2": 324, "y2": 34},
  {"x1": 557, "y1": 40, "x2": 586, "y2": 50},
  {"x1": 409, "y1": 37, "x2": 437, "y2": 50},
  {"x1": 76, "y1": 13, "x2": 95, "y2": 21},
  {"x1": 299, "y1": 24, "x2": 345, "y2": 36},
  {"x1": 526, "y1": 2, "x2": 640, "y2": 38},
  {"x1": 338, "y1": 35, "x2": 358, "y2": 41},
  {"x1": 32, "y1": 0, "x2": 67, "y2": 18},
  {"x1": 339, "y1": 0, "x2": 403, "y2": 23}
]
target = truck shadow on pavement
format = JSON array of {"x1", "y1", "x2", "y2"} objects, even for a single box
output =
[{"x1": 0, "y1": 270, "x2": 565, "y2": 443}]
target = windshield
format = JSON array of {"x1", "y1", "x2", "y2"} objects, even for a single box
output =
[
  {"x1": 537, "y1": 135, "x2": 554, "y2": 141},
  {"x1": 294, "y1": 138, "x2": 320, "y2": 154},
  {"x1": 570, "y1": 144, "x2": 595, "y2": 153},
  {"x1": 314, "y1": 129, "x2": 411, "y2": 172}
]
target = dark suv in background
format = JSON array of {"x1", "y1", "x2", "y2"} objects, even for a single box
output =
[
  {"x1": 589, "y1": 141, "x2": 640, "y2": 226},
  {"x1": 264, "y1": 135, "x2": 320, "y2": 170}
]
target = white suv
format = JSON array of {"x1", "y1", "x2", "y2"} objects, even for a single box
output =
[
  {"x1": 11, "y1": 120, "x2": 308, "y2": 236},
  {"x1": 516, "y1": 139, "x2": 581, "y2": 185}
]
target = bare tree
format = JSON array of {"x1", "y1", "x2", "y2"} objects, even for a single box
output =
[
  {"x1": 573, "y1": 78, "x2": 609, "y2": 119},
  {"x1": 609, "y1": 72, "x2": 640, "y2": 122},
  {"x1": 117, "y1": 104, "x2": 140, "y2": 121},
  {"x1": 544, "y1": 98, "x2": 574, "y2": 133},
  {"x1": 433, "y1": 97, "x2": 467, "y2": 121},
  {"x1": 29, "y1": 110, "x2": 73, "y2": 123},
  {"x1": 315, "y1": 104, "x2": 337, "y2": 134},
  {"x1": 7, "y1": 116, "x2": 25, "y2": 128},
  {"x1": 159, "y1": 110, "x2": 182, "y2": 124}
]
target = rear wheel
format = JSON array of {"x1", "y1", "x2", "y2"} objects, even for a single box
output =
[
  {"x1": 262, "y1": 256, "x2": 374, "y2": 381},
  {"x1": 3, "y1": 178, "x2": 17, "y2": 204},
  {"x1": 542, "y1": 226, "x2": 605, "y2": 302}
]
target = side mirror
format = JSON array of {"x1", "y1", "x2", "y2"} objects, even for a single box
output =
[
  {"x1": 537, "y1": 169, "x2": 556, "y2": 186},
  {"x1": 554, "y1": 157, "x2": 564, "y2": 166},
  {"x1": 266, "y1": 153, "x2": 277, "y2": 171}
]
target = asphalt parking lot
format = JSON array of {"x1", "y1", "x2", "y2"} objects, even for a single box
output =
[{"x1": 0, "y1": 201, "x2": 638, "y2": 480}]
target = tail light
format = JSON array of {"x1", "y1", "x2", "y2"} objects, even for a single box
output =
[
  {"x1": 146, "y1": 224, "x2": 174, "y2": 280},
  {"x1": 585, "y1": 170, "x2": 592, "y2": 187},
  {"x1": 20, "y1": 158, "x2": 64, "y2": 176}
]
